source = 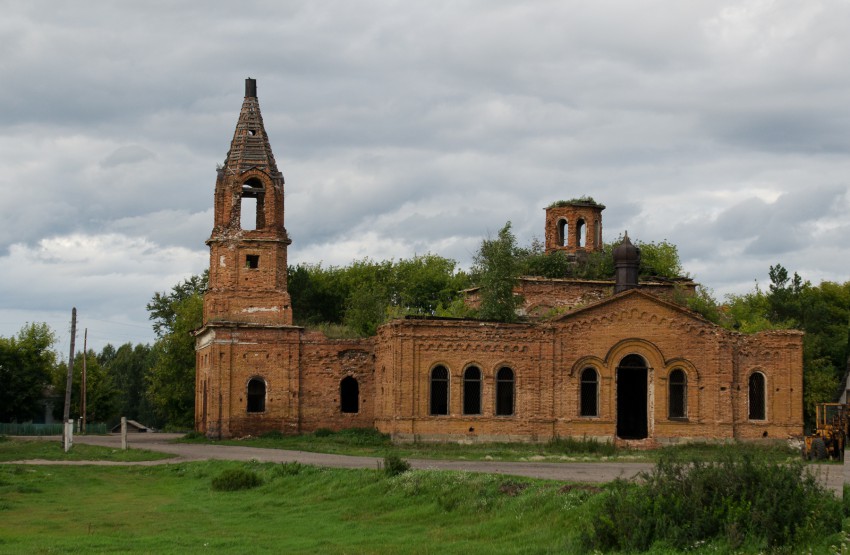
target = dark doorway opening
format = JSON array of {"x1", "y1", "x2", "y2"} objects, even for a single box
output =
[
  {"x1": 340, "y1": 376, "x2": 359, "y2": 414},
  {"x1": 617, "y1": 354, "x2": 648, "y2": 439}
]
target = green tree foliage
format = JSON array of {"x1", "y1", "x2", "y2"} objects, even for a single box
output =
[
  {"x1": 104, "y1": 343, "x2": 157, "y2": 426},
  {"x1": 146, "y1": 274, "x2": 207, "y2": 429},
  {"x1": 52, "y1": 349, "x2": 119, "y2": 425},
  {"x1": 147, "y1": 271, "x2": 208, "y2": 337},
  {"x1": 636, "y1": 239, "x2": 684, "y2": 279},
  {"x1": 472, "y1": 222, "x2": 522, "y2": 322},
  {"x1": 516, "y1": 237, "x2": 684, "y2": 280},
  {"x1": 0, "y1": 323, "x2": 57, "y2": 422},
  {"x1": 289, "y1": 254, "x2": 470, "y2": 334}
]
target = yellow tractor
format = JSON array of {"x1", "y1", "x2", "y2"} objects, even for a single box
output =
[{"x1": 803, "y1": 403, "x2": 848, "y2": 461}]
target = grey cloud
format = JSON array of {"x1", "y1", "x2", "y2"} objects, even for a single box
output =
[{"x1": 101, "y1": 145, "x2": 155, "y2": 167}]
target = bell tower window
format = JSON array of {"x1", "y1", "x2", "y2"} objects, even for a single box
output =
[
  {"x1": 245, "y1": 254, "x2": 259, "y2": 269},
  {"x1": 240, "y1": 178, "x2": 265, "y2": 230}
]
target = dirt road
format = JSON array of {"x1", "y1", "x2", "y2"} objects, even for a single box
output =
[{"x1": 10, "y1": 433, "x2": 848, "y2": 495}]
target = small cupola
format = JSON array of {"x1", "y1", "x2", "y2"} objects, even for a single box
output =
[{"x1": 613, "y1": 232, "x2": 640, "y2": 293}]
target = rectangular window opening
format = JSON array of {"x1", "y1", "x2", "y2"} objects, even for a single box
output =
[{"x1": 246, "y1": 254, "x2": 260, "y2": 269}]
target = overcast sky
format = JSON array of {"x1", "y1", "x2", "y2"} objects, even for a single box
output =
[{"x1": 1, "y1": 0, "x2": 849, "y2": 353}]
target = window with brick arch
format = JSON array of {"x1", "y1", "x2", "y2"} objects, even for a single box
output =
[
  {"x1": 340, "y1": 376, "x2": 359, "y2": 414},
  {"x1": 430, "y1": 365, "x2": 449, "y2": 416},
  {"x1": 576, "y1": 219, "x2": 586, "y2": 247},
  {"x1": 580, "y1": 368, "x2": 598, "y2": 417},
  {"x1": 463, "y1": 366, "x2": 482, "y2": 415},
  {"x1": 247, "y1": 377, "x2": 266, "y2": 413},
  {"x1": 557, "y1": 219, "x2": 567, "y2": 247},
  {"x1": 496, "y1": 367, "x2": 515, "y2": 416},
  {"x1": 668, "y1": 369, "x2": 687, "y2": 419},
  {"x1": 748, "y1": 372, "x2": 766, "y2": 420}
]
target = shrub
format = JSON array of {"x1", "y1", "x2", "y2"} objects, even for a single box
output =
[
  {"x1": 383, "y1": 454, "x2": 411, "y2": 477},
  {"x1": 547, "y1": 436, "x2": 616, "y2": 457},
  {"x1": 581, "y1": 453, "x2": 842, "y2": 551},
  {"x1": 337, "y1": 427, "x2": 390, "y2": 446},
  {"x1": 211, "y1": 468, "x2": 263, "y2": 491}
]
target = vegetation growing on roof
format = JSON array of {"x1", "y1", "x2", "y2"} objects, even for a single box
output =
[{"x1": 547, "y1": 196, "x2": 602, "y2": 208}]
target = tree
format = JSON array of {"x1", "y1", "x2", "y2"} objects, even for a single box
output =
[
  {"x1": 146, "y1": 274, "x2": 206, "y2": 429},
  {"x1": 472, "y1": 222, "x2": 522, "y2": 322},
  {"x1": 0, "y1": 323, "x2": 57, "y2": 422},
  {"x1": 105, "y1": 343, "x2": 157, "y2": 425},
  {"x1": 52, "y1": 349, "x2": 119, "y2": 425},
  {"x1": 147, "y1": 271, "x2": 208, "y2": 338}
]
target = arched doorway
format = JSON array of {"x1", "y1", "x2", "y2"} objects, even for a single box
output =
[{"x1": 616, "y1": 354, "x2": 648, "y2": 439}]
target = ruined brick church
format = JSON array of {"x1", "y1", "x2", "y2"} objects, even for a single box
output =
[{"x1": 194, "y1": 80, "x2": 804, "y2": 444}]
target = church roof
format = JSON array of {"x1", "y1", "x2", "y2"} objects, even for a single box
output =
[{"x1": 222, "y1": 78, "x2": 282, "y2": 179}]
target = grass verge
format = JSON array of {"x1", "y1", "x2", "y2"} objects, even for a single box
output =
[
  {"x1": 181, "y1": 428, "x2": 801, "y2": 464},
  {"x1": 0, "y1": 438, "x2": 173, "y2": 463}
]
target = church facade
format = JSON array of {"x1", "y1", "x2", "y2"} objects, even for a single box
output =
[{"x1": 194, "y1": 80, "x2": 804, "y2": 444}]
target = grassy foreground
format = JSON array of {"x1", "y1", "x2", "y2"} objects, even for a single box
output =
[
  {"x1": 0, "y1": 460, "x2": 589, "y2": 554},
  {"x1": 0, "y1": 456, "x2": 847, "y2": 554}
]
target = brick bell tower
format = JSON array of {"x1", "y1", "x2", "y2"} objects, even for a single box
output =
[
  {"x1": 203, "y1": 78, "x2": 293, "y2": 325},
  {"x1": 544, "y1": 199, "x2": 605, "y2": 256},
  {"x1": 196, "y1": 79, "x2": 302, "y2": 439}
]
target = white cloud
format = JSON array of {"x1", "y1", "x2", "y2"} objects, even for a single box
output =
[{"x1": 1, "y1": 0, "x2": 848, "y2": 346}]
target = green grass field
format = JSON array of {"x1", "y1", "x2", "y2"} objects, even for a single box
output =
[
  {"x1": 1, "y1": 458, "x2": 847, "y2": 554},
  {"x1": 0, "y1": 460, "x2": 589, "y2": 554},
  {"x1": 0, "y1": 437, "x2": 173, "y2": 463}
]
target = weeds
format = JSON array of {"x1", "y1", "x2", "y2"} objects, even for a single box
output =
[
  {"x1": 383, "y1": 454, "x2": 411, "y2": 477},
  {"x1": 546, "y1": 435, "x2": 616, "y2": 456},
  {"x1": 581, "y1": 453, "x2": 842, "y2": 552},
  {"x1": 211, "y1": 468, "x2": 263, "y2": 491}
]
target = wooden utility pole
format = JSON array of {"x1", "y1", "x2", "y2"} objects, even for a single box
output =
[
  {"x1": 81, "y1": 328, "x2": 87, "y2": 434},
  {"x1": 63, "y1": 308, "x2": 76, "y2": 451}
]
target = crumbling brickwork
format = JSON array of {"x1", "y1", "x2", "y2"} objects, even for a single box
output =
[{"x1": 195, "y1": 79, "x2": 804, "y2": 443}]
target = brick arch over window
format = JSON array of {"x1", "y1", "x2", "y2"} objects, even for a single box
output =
[
  {"x1": 580, "y1": 367, "x2": 599, "y2": 417},
  {"x1": 668, "y1": 368, "x2": 687, "y2": 419},
  {"x1": 340, "y1": 376, "x2": 359, "y2": 414},
  {"x1": 430, "y1": 365, "x2": 449, "y2": 416},
  {"x1": 246, "y1": 377, "x2": 266, "y2": 413},
  {"x1": 495, "y1": 367, "x2": 515, "y2": 416},
  {"x1": 748, "y1": 371, "x2": 766, "y2": 420},
  {"x1": 463, "y1": 366, "x2": 482, "y2": 415},
  {"x1": 557, "y1": 218, "x2": 568, "y2": 247}
]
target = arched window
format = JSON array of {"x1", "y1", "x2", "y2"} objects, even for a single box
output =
[
  {"x1": 749, "y1": 372, "x2": 766, "y2": 420},
  {"x1": 580, "y1": 368, "x2": 598, "y2": 417},
  {"x1": 463, "y1": 366, "x2": 482, "y2": 415},
  {"x1": 668, "y1": 369, "x2": 687, "y2": 419},
  {"x1": 430, "y1": 365, "x2": 449, "y2": 416},
  {"x1": 340, "y1": 376, "x2": 359, "y2": 414},
  {"x1": 240, "y1": 177, "x2": 265, "y2": 230},
  {"x1": 576, "y1": 219, "x2": 586, "y2": 248},
  {"x1": 247, "y1": 377, "x2": 266, "y2": 413},
  {"x1": 496, "y1": 367, "x2": 514, "y2": 416},
  {"x1": 557, "y1": 219, "x2": 567, "y2": 247}
]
